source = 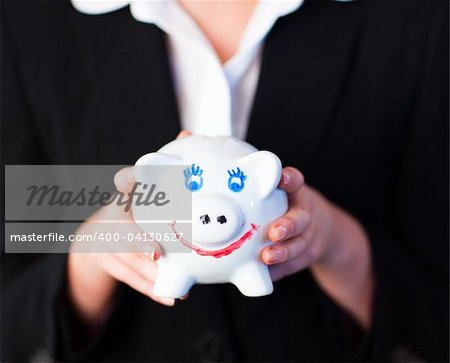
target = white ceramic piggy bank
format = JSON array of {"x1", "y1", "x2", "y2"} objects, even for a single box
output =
[{"x1": 133, "y1": 135, "x2": 287, "y2": 298}]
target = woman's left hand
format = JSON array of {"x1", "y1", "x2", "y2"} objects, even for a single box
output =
[{"x1": 262, "y1": 167, "x2": 374, "y2": 329}]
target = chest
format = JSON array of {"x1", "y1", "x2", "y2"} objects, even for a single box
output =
[{"x1": 16, "y1": 3, "x2": 417, "y2": 217}]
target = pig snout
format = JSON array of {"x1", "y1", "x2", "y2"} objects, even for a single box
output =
[{"x1": 192, "y1": 195, "x2": 245, "y2": 246}]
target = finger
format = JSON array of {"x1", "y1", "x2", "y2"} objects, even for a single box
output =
[
  {"x1": 261, "y1": 236, "x2": 308, "y2": 265},
  {"x1": 269, "y1": 207, "x2": 311, "y2": 242},
  {"x1": 176, "y1": 130, "x2": 192, "y2": 139},
  {"x1": 140, "y1": 242, "x2": 162, "y2": 261},
  {"x1": 114, "y1": 252, "x2": 158, "y2": 281},
  {"x1": 268, "y1": 235, "x2": 321, "y2": 281},
  {"x1": 268, "y1": 245, "x2": 317, "y2": 281},
  {"x1": 179, "y1": 292, "x2": 190, "y2": 301},
  {"x1": 99, "y1": 254, "x2": 175, "y2": 306},
  {"x1": 269, "y1": 258, "x2": 306, "y2": 282},
  {"x1": 278, "y1": 167, "x2": 305, "y2": 197},
  {"x1": 114, "y1": 167, "x2": 135, "y2": 194}
]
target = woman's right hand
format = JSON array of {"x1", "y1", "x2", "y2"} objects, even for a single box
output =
[{"x1": 68, "y1": 166, "x2": 175, "y2": 325}]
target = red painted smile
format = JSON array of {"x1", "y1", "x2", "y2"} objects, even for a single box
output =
[{"x1": 170, "y1": 222, "x2": 259, "y2": 258}]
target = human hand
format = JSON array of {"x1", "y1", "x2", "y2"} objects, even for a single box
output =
[
  {"x1": 262, "y1": 167, "x2": 373, "y2": 328},
  {"x1": 68, "y1": 166, "x2": 175, "y2": 323},
  {"x1": 68, "y1": 131, "x2": 193, "y2": 323}
]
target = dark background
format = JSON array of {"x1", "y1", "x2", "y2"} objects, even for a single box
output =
[{"x1": 1, "y1": 0, "x2": 449, "y2": 362}]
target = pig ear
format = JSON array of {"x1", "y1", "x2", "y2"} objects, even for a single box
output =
[
  {"x1": 135, "y1": 152, "x2": 181, "y2": 180},
  {"x1": 236, "y1": 151, "x2": 282, "y2": 199}
]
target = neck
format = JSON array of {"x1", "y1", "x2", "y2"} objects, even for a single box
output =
[{"x1": 178, "y1": 0, "x2": 258, "y2": 64}]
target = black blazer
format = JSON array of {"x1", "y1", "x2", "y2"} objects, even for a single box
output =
[{"x1": 1, "y1": 0, "x2": 448, "y2": 362}]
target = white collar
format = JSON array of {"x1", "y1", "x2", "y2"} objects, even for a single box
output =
[
  {"x1": 71, "y1": 0, "x2": 305, "y2": 76},
  {"x1": 71, "y1": 0, "x2": 302, "y2": 17},
  {"x1": 71, "y1": 0, "x2": 354, "y2": 16},
  {"x1": 70, "y1": 0, "x2": 353, "y2": 137},
  {"x1": 71, "y1": 1, "x2": 304, "y2": 48}
]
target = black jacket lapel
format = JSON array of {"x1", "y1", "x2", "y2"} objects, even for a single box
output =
[
  {"x1": 62, "y1": 5, "x2": 181, "y2": 163},
  {"x1": 247, "y1": 0, "x2": 365, "y2": 175}
]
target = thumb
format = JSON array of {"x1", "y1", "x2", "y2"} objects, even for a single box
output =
[{"x1": 113, "y1": 167, "x2": 136, "y2": 194}]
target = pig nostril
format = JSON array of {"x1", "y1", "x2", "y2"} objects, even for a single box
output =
[
  {"x1": 217, "y1": 215, "x2": 227, "y2": 224},
  {"x1": 200, "y1": 214, "x2": 211, "y2": 224}
]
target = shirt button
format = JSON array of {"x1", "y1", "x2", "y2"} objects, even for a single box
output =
[{"x1": 197, "y1": 331, "x2": 234, "y2": 362}]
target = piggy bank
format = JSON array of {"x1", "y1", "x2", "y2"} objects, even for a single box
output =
[{"x1": 133, "y1": 135, "x2": 287, "y2": 298}]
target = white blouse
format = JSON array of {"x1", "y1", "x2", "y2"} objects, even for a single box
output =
[
  {"x1": 71, "y1": 0, "x2": 303, "y2": 139},
  {"x1": 71, "y1": 1, "x2": 355, "y2": 139}
]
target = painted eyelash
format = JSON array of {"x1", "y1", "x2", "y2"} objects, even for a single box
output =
[
  {"x1": 184, "y1": 164, "x2": 204, "y2": 192},
  {"x1": 227, "y1": 167, "x2": 247, "y2": 192}
]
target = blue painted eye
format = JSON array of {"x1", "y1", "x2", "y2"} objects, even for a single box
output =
[
  {"x1": 227, "y1": 167, "x2": 247, "y2": 192},
  {"x1": 184, "y1": 164, "x2": 204, "y2": 192}
]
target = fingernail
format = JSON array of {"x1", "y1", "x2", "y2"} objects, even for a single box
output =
[
  {"x1": 161, "y1": 298, "x2": 175, "y2": 306},
  {"x1": 179, "y1": 293, "x2": 190, "y2": 301},
  {"x1": 142, "y1": 245, "x2": 155, "y2": 258},
  {"x1": 275, "y1": 225, "x2": 288, "y2": 241},
  {"x1": 152, "y1": 250, "x2": 160, "y2": 261},
  {"x1": 264, "y1": 247, "x2": 283, "y2": 264},
  {"x1": 282, "y1": 170, "x2": 291, "y2": 185}
]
